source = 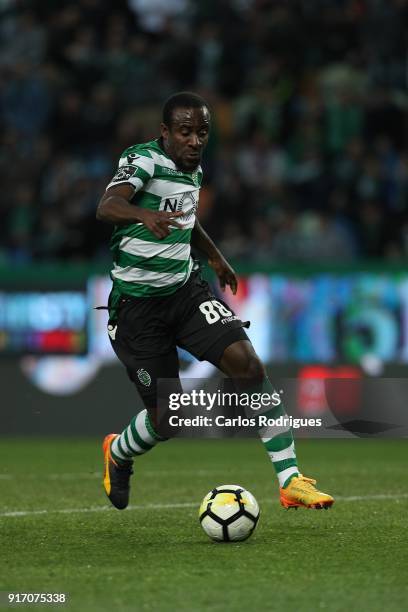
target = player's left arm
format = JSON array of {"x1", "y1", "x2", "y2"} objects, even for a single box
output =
[{"x1": 191, "y1": 220, "x2": 238, "y2": 295}]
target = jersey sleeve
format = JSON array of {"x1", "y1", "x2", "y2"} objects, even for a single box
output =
[{"x1": 106, "y1": 146, "x2": 155, "y2": 192}]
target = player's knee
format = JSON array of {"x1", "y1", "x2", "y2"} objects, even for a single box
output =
[
  {"x1": 221, "y1": 341, "x2": 266, "y2": 382},
  {"x1": 145, "y1": 406, "x2": 159, "y2": 431},
  {"x1": 221, "y1": 342, "x2": 266, "y2": 384}
]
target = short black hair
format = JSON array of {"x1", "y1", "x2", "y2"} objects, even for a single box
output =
[{"x1": 162, "y1": 91, "x2": 210, "y2": 126}]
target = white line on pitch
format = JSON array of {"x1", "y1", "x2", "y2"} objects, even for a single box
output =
[
  {"x1": 338, "y1": 493, "x2": 408, "y2": 501},
  {"x1": 1, "y1": 493, "x2": 407, "y2": 518},
  {"x1": 0, "y1": 502, "x2": 197, "y2": 518}
]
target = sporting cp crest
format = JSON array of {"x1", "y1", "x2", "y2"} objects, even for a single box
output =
[{"x1": 137, "y1": 368, "x2": 151, "y2": 387}]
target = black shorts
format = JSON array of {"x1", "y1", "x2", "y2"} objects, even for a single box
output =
[{"x1": 108, "y1": 270, "x2": 250, "y2": 408}]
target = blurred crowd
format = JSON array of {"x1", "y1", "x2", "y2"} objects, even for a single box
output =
[{"x1": 1, "y1": 0, "x2": 408, "y2": 265}]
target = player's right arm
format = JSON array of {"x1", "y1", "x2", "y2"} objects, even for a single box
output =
[{"x1": 96, "y1": 148, "x2": 182, "y2": 239}]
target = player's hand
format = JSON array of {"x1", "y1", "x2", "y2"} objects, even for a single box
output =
[
  {"x1": 208, "y1": 255, "x2": 238, "y2": 295},
  {"x1": 138, "y1": 209, "x2": 184, "y2": 239}
]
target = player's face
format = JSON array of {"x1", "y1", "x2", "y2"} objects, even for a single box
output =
[{"x1": 161, "y1": 106, "x2": 210, "y2": 172}]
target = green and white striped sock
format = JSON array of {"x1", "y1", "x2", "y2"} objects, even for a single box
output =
[
  {"x1": 111, "y1": 409, "x2": 162, "y2": 463},
  {"x1": 261, "y1": 424, "x2": 299, "y2": 488},
  {"x1": 254, "y1": 377, "x2": 299, "y2": 488}
]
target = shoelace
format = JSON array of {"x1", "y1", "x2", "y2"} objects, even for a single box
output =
[{"x1": 296, "y1": 474, "x2": 317, "y2": 489}]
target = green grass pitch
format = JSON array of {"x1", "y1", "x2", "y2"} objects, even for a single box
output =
[{"x1": 0, "y1": 438, "x2": 407, "y2": 611}]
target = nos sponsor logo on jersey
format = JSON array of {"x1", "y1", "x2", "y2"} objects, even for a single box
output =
[{"x1": 161, "y1": 190, "x2": 199, "y2": 220}]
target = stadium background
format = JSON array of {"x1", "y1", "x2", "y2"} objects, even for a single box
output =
[{"x1": 1, "y1": 0, "x2": 408, "y2": 433}]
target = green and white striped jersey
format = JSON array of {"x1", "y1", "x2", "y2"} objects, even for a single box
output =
[{"x1": 106, "y1": 139, "x2": 203, "y2": 301}]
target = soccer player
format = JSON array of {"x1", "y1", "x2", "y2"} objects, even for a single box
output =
[{"x1": 96, "y1": 92, "x2": 334, "y2": 511}]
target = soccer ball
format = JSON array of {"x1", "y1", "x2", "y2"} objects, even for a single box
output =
[{"x1": 199, "y1": 484, "x2": 260, "y2": 542}]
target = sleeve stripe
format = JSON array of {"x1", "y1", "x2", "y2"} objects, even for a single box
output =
[
  {"x1": 119, "y1": 155, "x2": 154, "y2": 176},
  {"x1": 105, "y1": 177, "x2": 143, "y2": 191},
  {"x1": 133, "y1": 166, "x2": 152, "y2": 184},
  {"x1": 125, "y1": 148, "x2": 153, "y2": 159},
  {"x1": 106, "y1": 146, "x2": 154, "y2": 193}
]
